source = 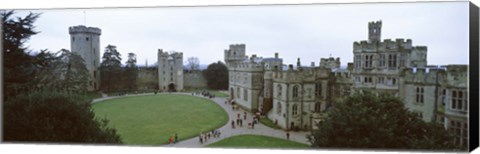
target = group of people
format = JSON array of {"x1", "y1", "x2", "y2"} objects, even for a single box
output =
[{"x1": 198, "y1": 129, "x2": 221, "y2": 144}]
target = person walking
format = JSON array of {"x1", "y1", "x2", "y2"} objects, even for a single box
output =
[
  {"x1": 169, "y1": 136, "x2": 173, "y2": 144},
  {"x1": 252, "y1": 121, "x2": 255, "y2": 129},
  {"x1": 286, "y1": 131, "x2": 290, "y2": 140},
  {"x1": 231, "y1": 120, "x2": 235, "y2": 128},
  {"x1": 199, "y1": 135, "x2": 203, "y2": 144}
]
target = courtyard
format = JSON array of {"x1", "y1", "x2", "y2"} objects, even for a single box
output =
[{"x1": 91, "y1": 92, "x2": 310, "y2": 147}]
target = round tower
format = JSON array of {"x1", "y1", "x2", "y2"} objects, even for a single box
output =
[{"x1": 69, "y1": 25, "x2": 101, "y2": 91}]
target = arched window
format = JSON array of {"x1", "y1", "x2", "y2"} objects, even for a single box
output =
[
  {"x1": 315, "y1": 102, "x2": 321, "y2": 112},
  {"x1": 315, "y1": 83, "x2": 322, "y2": 97},
  {"x1": 277, "y1": 102, "x2": 282, "y2": 114},
  {"x1": 277, "y1": 84, "x2": 282, "y2": 97},
  {"x1": 292, "y1": 104, "x2": 298, "y2": 116},
  {"x1": 293, "y1": 85, "x2": 299, "y2": 98}
]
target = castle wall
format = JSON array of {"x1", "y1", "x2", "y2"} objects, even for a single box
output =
[
  {"x1": 136, "y1": 67, "x2": 158, "y2": 90},
  {"x1": 184, "y1": 71, "x2": 207, "y2": 89}
]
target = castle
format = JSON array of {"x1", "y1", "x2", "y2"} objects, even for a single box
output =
[
  {"x1": 70, "y1": 21, "x2": 468, "y2": 148},
  {"x1": 225, "y1": 21, "x2": 468, "y2": 148}
]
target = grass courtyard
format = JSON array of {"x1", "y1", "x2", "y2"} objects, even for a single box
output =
[
  {"x1": 207, "y1": 135, "x2": 309, "y2": 149},
  {"x1": 92, "y1": 94, "x2": 228, "y2": 145}
]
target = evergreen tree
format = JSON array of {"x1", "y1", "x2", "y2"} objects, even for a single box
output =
[
  {"x1": 99, "y1": 45, "x2": 122, "y2": 92},
  {"x1": 124, "y1": 52, "x2": 138, "y2": 90},
  {"x1": 2, "y1": 10, "x2": 40, "y2": 99}
]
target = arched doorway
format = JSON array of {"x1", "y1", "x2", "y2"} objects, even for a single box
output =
[
  {"x1": 168, "y1": 83, "x2": 176, "y2": 92},
  {"x1": 230, "y1": 87, "x2": 234, "y2": 99}
]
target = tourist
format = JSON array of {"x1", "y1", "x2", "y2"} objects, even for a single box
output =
[
  {"x1": 207, "y1": 132, "x2": 211, "y2": 139},
  {"x1": 244, "y1": 114, "x2": 247, "y2": 120},
  {"x1": 231, "y1": 120, "x2": 235, "y2": 128},
  {"x1": 239, "y1": 119, "x2": 243, "y2": 127},
  {"x1": 204, "y1": 133, "x2": 208, "y2": 142},
  {"x1": 169, "y1": 136, "x2": 173, "y2": 144},
  {"x1": 286, "y1": 131, "x2": 290, "y2": 140},
  {"x1": 252, "y1": 121, "x2": 255, "y2": 129},
  {"x1": 174, "y1": 133, "x2": 178, "y2": 143},
  {"x1": 237, "y1": 113, "x2": 240, "y2": 119},
  {"x1": 199, "y1": 135, "x2": 203, "y2": 144}
]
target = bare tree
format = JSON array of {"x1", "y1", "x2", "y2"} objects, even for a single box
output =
[{"x1": 185, "y1": 57, "x2": 200, "y2": 71}]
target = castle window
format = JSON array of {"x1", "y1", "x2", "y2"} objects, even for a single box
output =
[
  {"x1": 244, "y1": 89, "x2": 248, "y2": 101},
  {"x1": 416, "y1": 87, "x2": 424, "y2": 104},
  {"x1": 378, "y1": 77, "x2": 384, "y2": 84},
  {"x1": 237, "y1": 87, "x2": 241, "y2": 99},
  {"x1": 72, "y1": 37, "x2": 75, "y2": 42},
  {"x1": 292, "y1": 85, "x2": 299, "y2": 98},
  {"x1": 277, "y1": 102, "x2": 282, "y2": 114},
  {"x1": 449, "y1": 120, "x2": 468, "y2": 148},
  {"x1": 315, "y1": 83, "x2": 322, "y2": 98},
  {"x1": 277, "y1": 84, "x2": 282, "y2": 97},
  {"x1": 314, "y1": 102, "x2": 321, "y2": 112},
  {"x1": 364, "y1": 55, "x2": 373, "y2": 68},
  {"x1": 292, "y1": 104, "x2": 298, "y2": 116},
  {"x1": 380, "y1": 54, "x2": 386, "y2": 67},
  {"x1": 388, "y1": 54, "x2": 397, "y2": 68},
  {"x1": 399, "y1": 54, "x2": 406, "y2": 67},
  {"x1": 354, "y1": 55, "x2": 361, "y2": 69},
  {"x1": 86, "y1": 37, "x2": 89, "y2": 41},
  {"x1": 93, "y1": 71, "x2": 96, "y2": 78}
]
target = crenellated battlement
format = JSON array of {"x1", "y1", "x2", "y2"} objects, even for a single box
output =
[
  {"x1": 353, "y1": 38, "x2": 414, "y2": 52},
  {"x1": 69, "y1": 25, "x2": 101, "y2": 35}
]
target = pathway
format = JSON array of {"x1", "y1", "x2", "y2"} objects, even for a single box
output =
[
  {"x1": 91, "y1": 92, "x2": 311, "y2": 148},
  {"x1": 164, "y1": 93, "x2": 311, "y2": 148}
]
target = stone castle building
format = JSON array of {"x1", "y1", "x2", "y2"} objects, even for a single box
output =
[
  {"x1": 157, "y1": 49, "x2": 184, "y2": 91},
  {"x1": 69, "y1": 25, "x2": 101, "y2": 91},
  {"x1": 225, "y1": 21, "x2": 468, "y2": 148}
]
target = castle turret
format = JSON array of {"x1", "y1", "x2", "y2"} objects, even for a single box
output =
[
  {"x1": 69, "y1": 25, "x2": 101, "y2": 91},
  {"x1": 368, "y1": 20, "x2": 382, "y2": 42}
]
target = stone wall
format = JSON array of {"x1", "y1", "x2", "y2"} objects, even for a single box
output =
[{"x1": 183, "y1": 70, "x2": 207, "y2": 89}]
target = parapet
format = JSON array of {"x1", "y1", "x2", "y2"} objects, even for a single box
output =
[{"x1": 69, "y1": 25, "x2": 101, "y2": 35}]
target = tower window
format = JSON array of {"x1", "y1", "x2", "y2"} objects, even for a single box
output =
[
  {"x1": 86, "y1": 37, "x2": 89, "y2": 41},
  {"x1": 72, "y1": 37, "x2": 75, "y2": 42},
  {"x1": 292, "y1": 104, "x2": 298, "y2": 116}
]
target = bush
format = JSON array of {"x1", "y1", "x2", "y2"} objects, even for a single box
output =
[{"x1": 3, "y1": 91, "x2": 122, "y2": 144}]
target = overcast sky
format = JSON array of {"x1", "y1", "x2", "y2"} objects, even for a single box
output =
[{"x1": 15, "y1": 1, "x2": 469, "y2": 67}]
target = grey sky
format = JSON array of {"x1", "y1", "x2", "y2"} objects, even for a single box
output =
[{"x1": 17, "y1": 1, "x2": 469, "y2": 67}]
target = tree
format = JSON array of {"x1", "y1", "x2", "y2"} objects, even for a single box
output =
[
  {"x1": 3, "y1": 91, "x2": 122, "y2": 143},
  {"x1": 99, "y1": 45, "x2": 122, "y2": 92},
  {"x1": 185, "y1": 57, "x2": 200, "y2": 71},
  {"x1": 2, "y1": 10, "x2": 41, "y2": 99},
  {"x1": 56, "y1": 49, "x2": 91, "y2": 93},
  {"x1": 308, "y1": 91, "x2": 457, "y2": 150},
  {"x1": 203, "y1": 61, "x2": 229, "y2": 90},
  {"x1": 124, "y1": 52, "x2": 138, "y2": 90}
]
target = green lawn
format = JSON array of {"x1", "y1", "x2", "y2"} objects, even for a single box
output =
[
  {"x1": 207, "y1": 135, "x2": 309, "y2": 149},
  {"x1": 259, "y1": 117, "x2": 282, "y2": 129},
  {"x1": 92, "y1": 94, "x2": 228, "y2": 145}
]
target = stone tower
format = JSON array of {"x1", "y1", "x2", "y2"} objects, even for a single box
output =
[
  {"x1": 69, "y1": 25, "x2": 101, "y2": 91},
  {"x1": 224, "y1": 44, "x2": 247, "y2": 67},
  {"x1": 368, "y1": 20, "x2": 382, "y2": 42},
  {"x1": 158, "y1": 49, "x2": 184, "y2": 91}
]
